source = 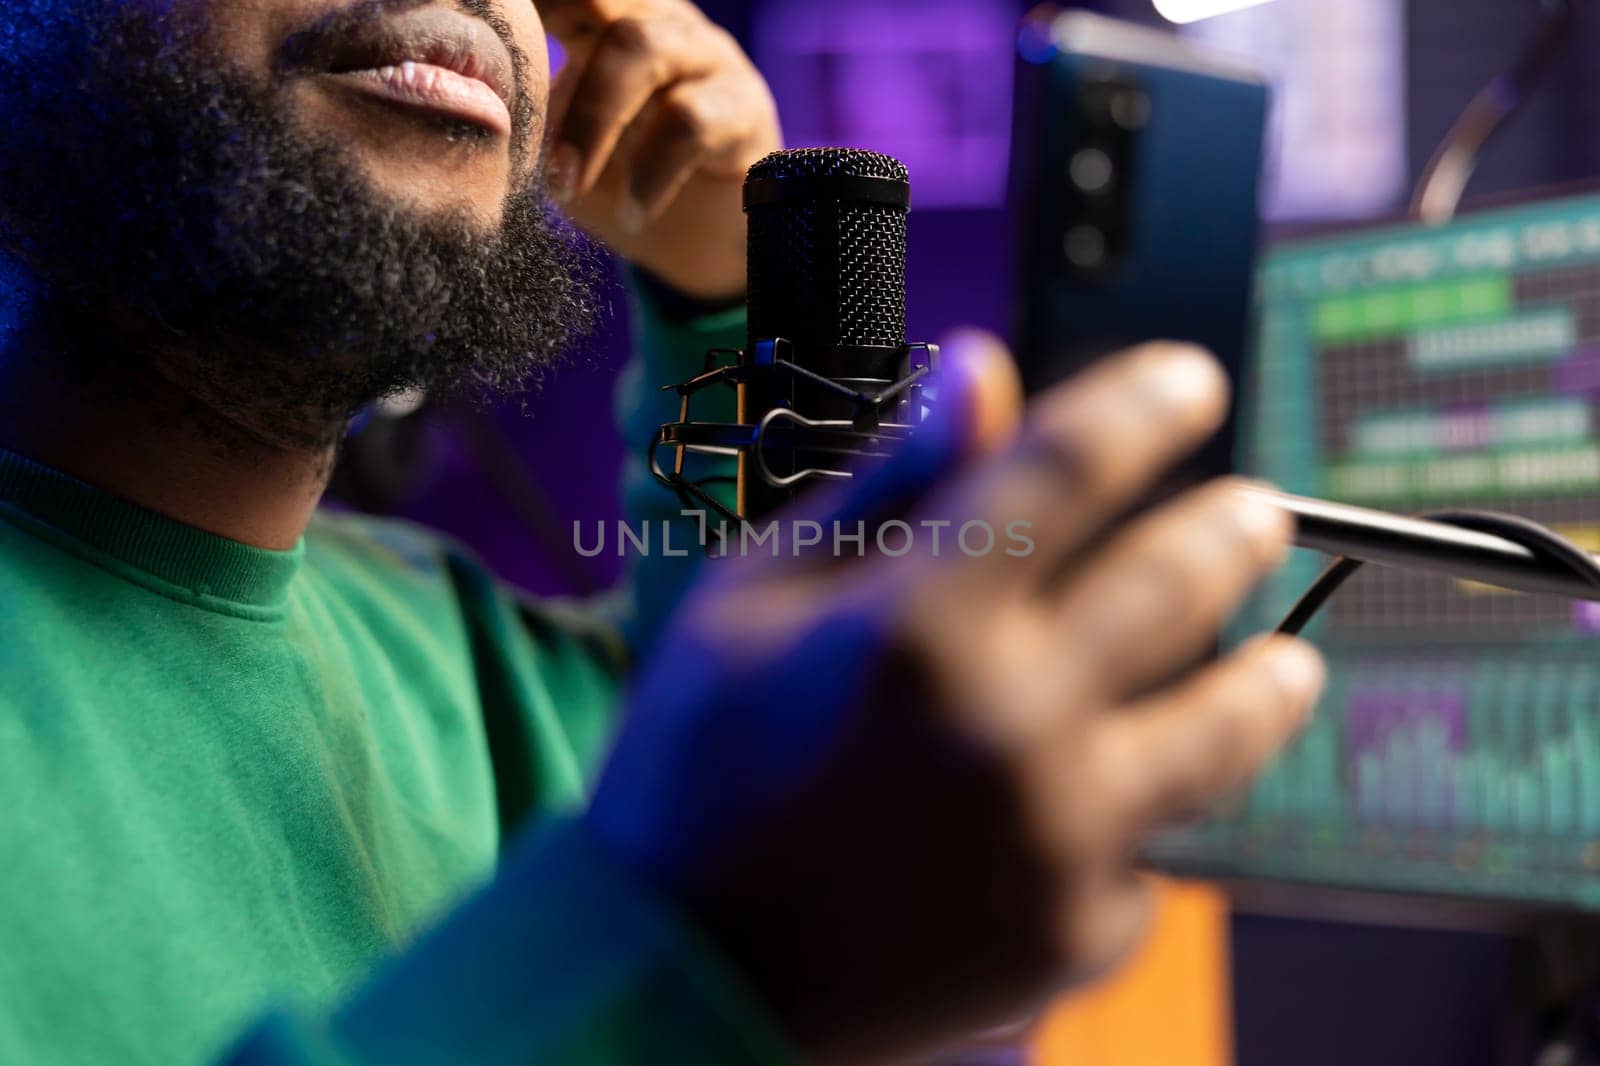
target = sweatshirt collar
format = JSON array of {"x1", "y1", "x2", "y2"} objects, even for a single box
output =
[{"x1": 0, "y1": 448, "x2": 303, "y2": 610}]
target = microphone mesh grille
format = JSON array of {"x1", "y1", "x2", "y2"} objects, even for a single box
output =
[
  {"x1": 745, "y1": 148, "x2": 909, "y2": 352},
  {"x1": 746, "y1": 147, "x2": 910, "y2": 183}
]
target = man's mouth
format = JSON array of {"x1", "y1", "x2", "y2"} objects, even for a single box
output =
[{"x1": 283, "y1": 5, "x2": 517, "y2": 138}]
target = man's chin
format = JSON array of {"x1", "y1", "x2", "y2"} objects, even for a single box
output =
[{"x1": 0, "y1": 6, "x2": 596, "y2": 448}]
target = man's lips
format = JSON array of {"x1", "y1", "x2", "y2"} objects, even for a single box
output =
[
  {"x1": 325, "y1": 60, "x2": 512, "y2": 136},
  {"x1": 283, "y1": 5, "x2": 517, "y2": 138}
]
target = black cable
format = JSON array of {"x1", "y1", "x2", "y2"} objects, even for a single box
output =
[
  {"x1": 1277, "y1": 509, "x2": 1600, "y2": 637},
  {"x1": 1277, "y1": 556, "x2": 1364, "y2": 638},
  {"x1": 1410, "y1": 0, "x2": 1577, "y2": 224}
]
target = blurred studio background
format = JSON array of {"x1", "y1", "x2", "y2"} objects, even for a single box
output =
[{"x1": 326, "y1": 2, "x2": 1600, "y2": 1063}]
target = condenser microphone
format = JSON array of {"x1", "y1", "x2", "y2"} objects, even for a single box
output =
[{"x1": 652, "y1": 148, "x2": 938, "y2": 524}]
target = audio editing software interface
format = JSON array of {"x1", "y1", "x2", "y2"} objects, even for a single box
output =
[{"x1": 1152, "y1": 191, "x2": 1600, "y2": 909}]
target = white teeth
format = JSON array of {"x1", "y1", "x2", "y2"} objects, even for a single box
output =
[
  {"x1": 392, "y1": 62, "x2": 438, "y2": 93},
  {"x1": 371, "y1": 62, "x2": 424, "y2": 92}
]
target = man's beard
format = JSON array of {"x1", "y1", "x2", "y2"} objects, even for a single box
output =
[{"x1": 0, "y1": 3, "x2": 599, "y2": 450}]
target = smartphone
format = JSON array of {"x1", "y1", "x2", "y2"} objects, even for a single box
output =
[{"x1": 1012, "y1": 10, "x2": 1270, "y2": 490}]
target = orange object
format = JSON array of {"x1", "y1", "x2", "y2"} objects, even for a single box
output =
[{"x1": 1030, "y1": 879, "x2": 1232, "y2": 1066}]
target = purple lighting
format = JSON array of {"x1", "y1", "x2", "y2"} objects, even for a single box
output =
[
  {"x1": 753, "y1": 0, "x2": 1016, "y2": 209},
  {"x1": 1345, "y1": 679, "x2": 1468, "y2": 826},
  {"x1": 1554, "y1": 345, "x2": 1600, "y2": 396}
]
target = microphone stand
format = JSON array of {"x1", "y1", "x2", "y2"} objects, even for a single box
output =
[{"x1": 1249, "y1": 487, "x2": 1600, "y2": 603}]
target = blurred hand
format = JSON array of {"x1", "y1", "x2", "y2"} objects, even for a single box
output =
[
  {"x1": 586, "y1": 334, "x2": 1325, "y2": 1062},
  {"x1": 535, "y1": 0, "x2": 781, "y2": 298}
]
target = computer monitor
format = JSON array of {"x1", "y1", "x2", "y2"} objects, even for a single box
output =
[{"x1": 1151, "y1": 189, "x2": 1600, "y2": 911}]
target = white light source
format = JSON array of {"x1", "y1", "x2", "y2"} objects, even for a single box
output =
[
  {"x1": 1182, "y1": 0, "x2": 1406, "y2": 220},
  {"x1": 1153, "y1": 0, "x2": 1279, "y2": 24}
]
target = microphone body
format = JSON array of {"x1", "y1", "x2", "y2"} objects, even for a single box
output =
[
  {"x1": 741, "y1": 149, "x2": 915, "y2": 518},
  {"x1": 653, "y1": 148, "x2": 937, "y2": 526}
]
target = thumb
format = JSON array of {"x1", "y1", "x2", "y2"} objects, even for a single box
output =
[
  {"x1": 941, "y1": 328, "x2": 1025, "y2": 458},
  {"x1": 792, "y1": 329, "x2": 1024, "y2": 530}
]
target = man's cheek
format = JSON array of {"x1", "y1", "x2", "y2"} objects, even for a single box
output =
[
  {"x1": 175, "y1": 0, "x2": 320, "y2": 87},
  {"x1": 510, "y1": 35, "x2": 555, "y2": 173},
  {"x1": 501, "y1": 0, "x2": 553, "y2": 75}
]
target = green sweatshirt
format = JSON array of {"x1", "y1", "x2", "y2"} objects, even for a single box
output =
[{"x1": 0, "y1": 295, "x2": 775, "y2": 1064}]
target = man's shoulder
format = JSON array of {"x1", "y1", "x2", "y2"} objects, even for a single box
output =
[
  {"x1": 306, "y1": 507, "x2": 470, "y2": 573},
  {"x1": 301, "y1": 508, "x2": 495, "y2": 613},
  {"x1": 303, "y1": 507, "x2": 627, "y2": 677}
]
